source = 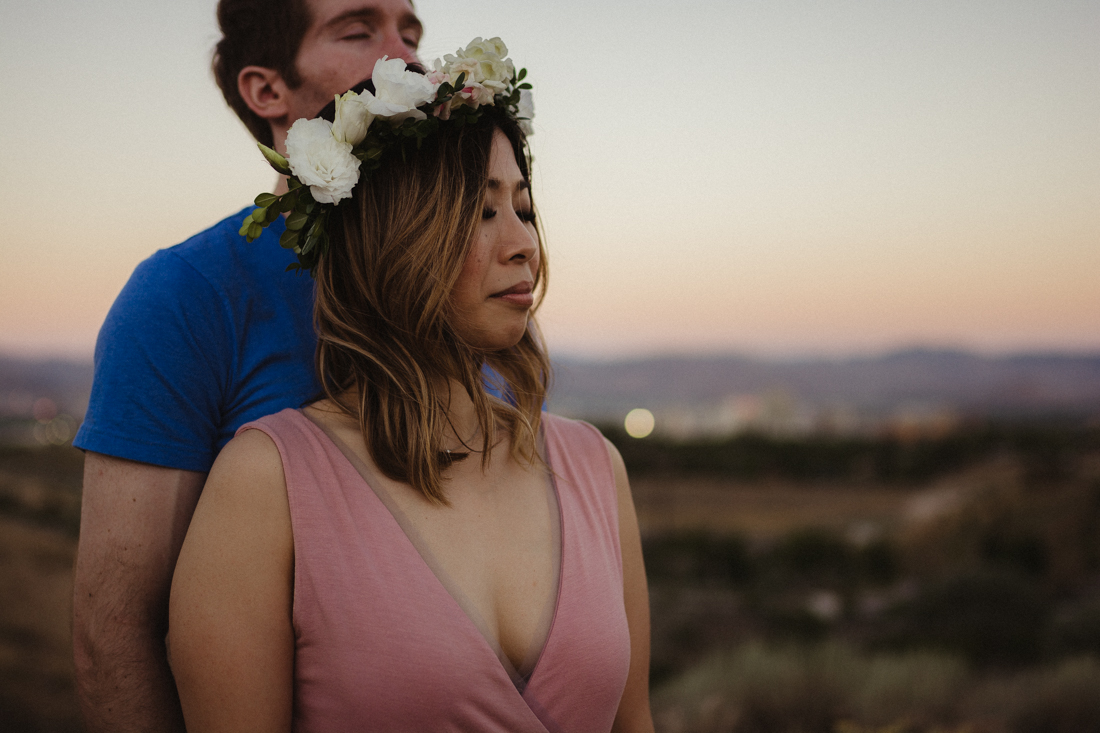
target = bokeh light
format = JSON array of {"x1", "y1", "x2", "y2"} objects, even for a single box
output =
[{"x1": 624, "y1": 408, "x2": 655, "y2": 439}]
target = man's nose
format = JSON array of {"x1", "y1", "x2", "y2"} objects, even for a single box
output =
[{"x1": 379, "y1": 29, "x2": 418, "y2": 64}]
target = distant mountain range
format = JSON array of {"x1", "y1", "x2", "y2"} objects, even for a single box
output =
[
  {"x1": 2, "y1": 349, "x2": 1099, "y2": 425},
  {"x1": 549, "y1": 349, "x2": 1100, "y2": 423}
]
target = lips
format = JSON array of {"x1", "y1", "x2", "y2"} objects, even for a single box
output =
[{"x1": 491, "y1": 281, "x2": 534, "y2": 307}]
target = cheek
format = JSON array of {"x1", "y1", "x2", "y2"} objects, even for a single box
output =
[
  {"x1": 451, "y1": 249, "x2": 487, "y2": 311},
  {"x1": 458, "y1": 238, "x2": 491, "y2": 288}
]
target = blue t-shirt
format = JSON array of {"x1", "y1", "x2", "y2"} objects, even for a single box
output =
[{"x1": 74, "y1": 207, "x2": 320, "y2": 472}]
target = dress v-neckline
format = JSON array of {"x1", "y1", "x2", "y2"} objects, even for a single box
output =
[{"x1": 295, "y1": 409, "x2": 564, "y2": 693}]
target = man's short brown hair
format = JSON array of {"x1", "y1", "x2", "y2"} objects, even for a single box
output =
[{"x1": 212, "y1": 0, "x2": 312, "y2": 148}]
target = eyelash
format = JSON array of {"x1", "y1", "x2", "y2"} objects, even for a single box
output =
[
  {"x1": 482, "y1": 208, "x2": 537, "y2": 223},
  {"x1": 340, "y1": 32, "x2": 419, "y2": 47}
]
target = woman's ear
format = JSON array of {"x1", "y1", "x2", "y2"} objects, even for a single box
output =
[{"x1": 238, "y1": 65, "x2": 292, "y2": 121}]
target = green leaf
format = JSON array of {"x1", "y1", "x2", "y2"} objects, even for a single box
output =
[
  {"x1": 251, "y1": 207, "x2": 268, "y2": 223},
  {"x1": 286, "y1": 211, "x2": 309, "y2": 231},
  {"x1": 453, "y1": 72, "x2": 466, "y2": 88},
  {"x1": 287, "y1": 177, "x2": 302, "y2": 191},
  {"x1": 247, "y1": 221, "x2": 263, "y2": 240},
  {"x1": 255, "y1": 192, "x2": 279, "y2": 208},
  {"x1": 275, "y1": 190, "x2": 298, "y2": 212},
  {"x1": 285, "y1": 262, "x2": 301, "y2": 273},
  {"x1": 238, "y1": 219, "x2": 252, "y2": 238},
  {"x1": 517, "y1": 68, "x2": 527, "y2": 81},
  {"x1": 300, "y1": 234, "x2": 317, "y2": 256},
  {"x1": 518, "y1": 83, "x2": 532, "y2": 90},
  {"x1": 279, "y1": 229, "x2": 299, "y2": 250},
  {"x1": 257, "y1": 143, "x2": 292, "y2": 175}
]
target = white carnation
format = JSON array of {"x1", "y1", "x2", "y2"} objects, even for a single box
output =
[
  {"x1": 366, "y1": 57, "x2": 438, "y2": 123},
  {"x1": 457, "y1": 81, "x2": 495, "y2": 107},
  {"x1": 443, "y1": 37, "x2": 514, "y2": 88},
  {"x1": 517, "y1": 89, "x2": 535, "y2": 136},
  {"x1": 285, "y1": 117, "x2": 361, "y2": 205},
  {"x1": 331, "y1": 90, "x2": 374, "y2": 146},
  {"x1": 464, "y1": 37, "x2": 509, "y2": 62}
]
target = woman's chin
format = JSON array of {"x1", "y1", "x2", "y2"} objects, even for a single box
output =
[{"x1": 468, "y1": 326, "x2": 529, "y2": 352}]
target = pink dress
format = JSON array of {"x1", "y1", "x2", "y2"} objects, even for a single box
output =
[{"x1": 240, "y1": 409, "x2": 631, "y2": 732}]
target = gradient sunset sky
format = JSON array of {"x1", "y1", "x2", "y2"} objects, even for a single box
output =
[{"x1": 2, "y1": 0, "x2": 1097, "y2": 359}]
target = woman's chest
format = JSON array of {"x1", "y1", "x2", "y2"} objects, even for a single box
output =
[{"x1": 384, "y1": 461, "x2": 560, "y2": 670}]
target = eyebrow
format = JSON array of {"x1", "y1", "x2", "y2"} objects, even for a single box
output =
[
  {"x1": 486, "y1": 179, "x2": 530, "y2": 193},
  {"x1": 320, "y1": 6, "x2": 424, "y2": 36}
]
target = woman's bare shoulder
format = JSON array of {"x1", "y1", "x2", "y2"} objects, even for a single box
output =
[{"x1": 189, "y1": 427, "x2": 291, "y2": 551}]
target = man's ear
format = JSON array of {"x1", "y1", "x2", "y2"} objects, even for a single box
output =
[{"x1": 238, "y1": 65, "x2": 291, "y2": 121}]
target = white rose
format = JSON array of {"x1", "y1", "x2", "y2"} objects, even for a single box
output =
[
  {"x1": 366, "y1": 57, "x2": 438, "y2": 123},
  {"x1": 285, "y1": 117, "x2": 361, "y2": 205},
  {"x1": 331, "y1": 90, "x2": 374, "y2": 146},
  {"x1": 517, "y1": 89, "x2": 535, "y2": 136}
]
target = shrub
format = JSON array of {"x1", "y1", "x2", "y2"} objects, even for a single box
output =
[
  {"x1": 644, "y1": 532, "x2": 754, "y2": 585},
  {"x1": 652, "y1": 642, "x2": 967, "y2": 733},
  {"x1": 872, "y1": 571, "x2": 1048, "y2": 666},
  {"x1": 964, "y1": 657, "x2": 1100, "y2": 733}
]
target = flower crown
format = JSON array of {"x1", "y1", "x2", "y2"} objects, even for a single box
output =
[{"x1": 239, "y1": 37, "x2": 534, "y2": 274}]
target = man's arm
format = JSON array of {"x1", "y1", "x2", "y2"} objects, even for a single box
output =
[{"x1": 73, "y1": 452, "x2": 206, "y2": 733}]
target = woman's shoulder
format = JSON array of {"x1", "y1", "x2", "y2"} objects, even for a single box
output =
[
  {"x1": 208, "y1": 425, "x2": 288, "y2": 506},
  {"x1": 541, "y1": 411, "x2": 602, "y2": 441},
  {"x1": 236, "y1": 406, "x2": 309, "y2": 440},
  {"x1": 542, "y1": 411, "x2": 621, "y2": 455}
]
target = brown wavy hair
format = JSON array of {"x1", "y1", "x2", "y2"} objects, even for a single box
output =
[{"x1": 314, "y1": 108, "x2": 549, "y2": 504}]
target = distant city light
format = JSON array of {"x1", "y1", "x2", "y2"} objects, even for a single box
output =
[{"x1": 624, "y1": 408, "x2": 655, "y2": 439}]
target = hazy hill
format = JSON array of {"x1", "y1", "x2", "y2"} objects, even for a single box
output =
[
  {"x1": 0, "y1": 356, "x2": 94, "y2": 419},
  {"x1": 549, "y1": 349, "x2": 1100, "y2": 423},
  {"x1": 2, "y1": 349, "x2": 1099, "y2": 427}
]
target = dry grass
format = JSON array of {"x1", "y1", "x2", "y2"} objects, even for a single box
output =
[{"x1": 0, "y1": 516, "x2": 80, "y2": 732}]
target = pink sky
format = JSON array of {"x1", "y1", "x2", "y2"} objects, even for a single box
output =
[{"x1": 2, "y1": 0, "x2": 1098, "y2": 360}]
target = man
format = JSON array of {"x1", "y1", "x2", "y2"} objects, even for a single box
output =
[{"x1": 71, "y1": 1, "x2": 422, "y2": 730}]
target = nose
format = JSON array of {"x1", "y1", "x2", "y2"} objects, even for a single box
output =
[
  {"x1": 379, "y1": 28, "x2": 419, "y2": 64},
  {"x1": 501, "y1": 211, "x2": 538, "y2": 264}
]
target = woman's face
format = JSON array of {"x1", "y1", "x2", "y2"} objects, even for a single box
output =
[{"x1": 449, "y1": 129, "x2": 540, "y2": 350}]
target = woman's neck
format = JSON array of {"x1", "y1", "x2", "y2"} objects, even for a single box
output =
[{"x1": 441, "y1": 379, "x2": 483, "y2": 454}]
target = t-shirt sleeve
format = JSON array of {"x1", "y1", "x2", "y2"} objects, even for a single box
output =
[{"x1": 73, "y1": 251, "x2": 232, "y2": 472}]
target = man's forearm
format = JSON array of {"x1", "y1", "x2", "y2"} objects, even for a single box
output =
[
  {"x1": 74, "y1": 623, "x2": 186, "y2": 733},
  {"x1": 73, "y1": 453, "x2": 205, "y2": 732}
]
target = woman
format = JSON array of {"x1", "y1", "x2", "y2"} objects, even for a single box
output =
[{"x1": 169, "y1": 39, "x2": 652, "y2": 732}]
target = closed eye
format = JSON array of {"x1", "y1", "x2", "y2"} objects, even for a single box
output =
[{"x1": 482, "y1": 208, "x2": 497, "y2": 220}]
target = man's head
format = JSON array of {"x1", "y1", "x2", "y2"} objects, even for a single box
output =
[{"x1": 213, "y1": 0, "x2": 422, "y2": 150}]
